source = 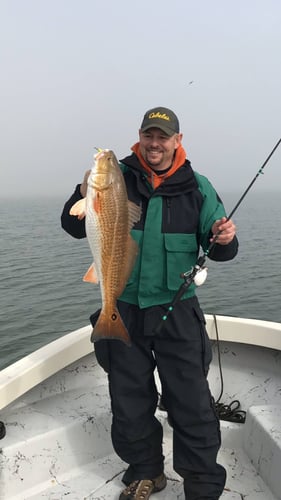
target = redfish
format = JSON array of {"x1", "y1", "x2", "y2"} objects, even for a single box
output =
[{"x1": 70, "y1": 150, "x2": 141, "y2": 345}]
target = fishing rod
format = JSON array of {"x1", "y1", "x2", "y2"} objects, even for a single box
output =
[{"x1": 155, "y1": 137, "x2": 281, "y2": 332}]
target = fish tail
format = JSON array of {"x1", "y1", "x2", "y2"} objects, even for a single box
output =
[{"x1": 91, "y1": 308, "x2": 131, "y2": 346}]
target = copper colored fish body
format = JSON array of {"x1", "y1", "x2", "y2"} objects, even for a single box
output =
[{"x1": 70, "y1": 150, "x2": 141, "y2": 345}]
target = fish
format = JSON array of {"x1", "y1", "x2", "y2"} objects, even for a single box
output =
[{"x1": 70, "y1": 149, "x2": 141, "y2": 345}]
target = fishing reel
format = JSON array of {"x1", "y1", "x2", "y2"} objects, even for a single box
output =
[
  {"x1": 181, "y1": 263, "x2": 208, "y2": 287},
  {"x1": 154, "y1": 259, "x2": 209, "y2": 333}
]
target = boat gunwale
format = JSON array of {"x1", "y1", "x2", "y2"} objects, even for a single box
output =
[{"x1": 0, "y1": 315, "x2": 281, "y2": 411}]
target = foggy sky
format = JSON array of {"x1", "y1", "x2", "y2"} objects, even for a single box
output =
[{"x1": 1, "y1": 0, "x2": 281, "y2": 199}]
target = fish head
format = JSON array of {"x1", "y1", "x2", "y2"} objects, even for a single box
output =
[{"x1": 88, "y1": 149, "x2": 120, "y2": 191}]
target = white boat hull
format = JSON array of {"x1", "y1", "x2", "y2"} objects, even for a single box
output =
[{"x1": 0, "y1": 315, "x2": 280, "y2": 499}]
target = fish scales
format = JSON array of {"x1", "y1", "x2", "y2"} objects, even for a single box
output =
[{"x1": 87, "y1": 171, "x2": 129, "y2": 303}]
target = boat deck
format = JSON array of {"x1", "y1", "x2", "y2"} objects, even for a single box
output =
[{"x1": 1, "y1": 344, "x2": 280, "y2": 500}]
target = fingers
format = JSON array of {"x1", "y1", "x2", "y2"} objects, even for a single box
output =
[{"x1": 211, "y1": 217, "x2": 236, "y2": 245}]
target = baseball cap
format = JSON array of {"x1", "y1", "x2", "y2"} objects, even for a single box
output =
[{"x1": 140, "y1": 107, "x2": 180, "y2": 136}]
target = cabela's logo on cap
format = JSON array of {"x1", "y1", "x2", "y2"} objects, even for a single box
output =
[
  {"x1": 140, "y1": 107, "x2": 179, "y2": 136},
  {"x1": 148, "y1": 112, "x2": 171, "y2": 121}
]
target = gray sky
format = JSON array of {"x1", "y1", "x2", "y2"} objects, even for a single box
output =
[{"x1": 1, "y1": 0, "x2": 281, "y2": 199}]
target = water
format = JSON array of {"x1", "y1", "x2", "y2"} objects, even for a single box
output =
[{"x1": 0, "y1": 193, "x2": 280, "y2": 370}]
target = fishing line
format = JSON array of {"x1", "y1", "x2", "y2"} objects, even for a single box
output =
[{"x1": 156, "y1": 137, "x2": 281, "y2": 331}]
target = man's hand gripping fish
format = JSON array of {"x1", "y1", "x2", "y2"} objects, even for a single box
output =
[{"x1": 70, "y1": 150, "x2": 141, "y2": 345}]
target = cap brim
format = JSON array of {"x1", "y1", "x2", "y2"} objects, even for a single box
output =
[{"x1": 140, "y1": 124, "x2": 176, "y2": 136}]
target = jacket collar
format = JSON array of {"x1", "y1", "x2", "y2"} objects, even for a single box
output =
[{"x1": 120, "y1": 153, "x2": 198, "y2": 197}]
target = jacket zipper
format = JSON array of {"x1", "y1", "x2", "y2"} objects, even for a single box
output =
[{"x1": 166, "y1": 198, "x2": 171, "y2": 225}]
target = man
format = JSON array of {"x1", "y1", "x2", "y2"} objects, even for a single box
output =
[{"x1": 61, "y1": 106, "x2": 238, "y2": 499}]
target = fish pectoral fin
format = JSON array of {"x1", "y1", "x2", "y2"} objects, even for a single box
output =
[
  {"x1": 93, "y1": 192, "x2": 101, "y2": 213},
  {"x1": 69, "y1": 198, "x2": 86, "y2": 220},
  {"x1": 83, "y1": 263, "x2": 99, "y2": 283},
  {"x1": 127, "y1": 200, "x2": 142, "y2": 230}
]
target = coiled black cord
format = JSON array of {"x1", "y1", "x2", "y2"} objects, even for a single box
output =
[{"x1": 215, "y1": 400, "x2": 246, "y2": 423}]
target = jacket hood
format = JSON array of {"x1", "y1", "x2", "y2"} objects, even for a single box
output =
[
  {"x1": 130, "y1": 142, "x2": 187, "y2": 189},
  {"x1": 120, "y1": 149, "x2": 198, "y2": 197}
]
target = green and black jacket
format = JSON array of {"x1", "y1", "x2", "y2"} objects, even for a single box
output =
[{"x1": 61, "y1": 153, "x2": 238, "y2": 308}]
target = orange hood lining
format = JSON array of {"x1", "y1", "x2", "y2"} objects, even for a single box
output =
[{"x1": 131, "y1": 143, "x2": 187, "y2": 189}]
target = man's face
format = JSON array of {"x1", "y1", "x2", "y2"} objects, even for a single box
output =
[{"x1": 139, "y1": 127, "x2": 182, "y2": 171}]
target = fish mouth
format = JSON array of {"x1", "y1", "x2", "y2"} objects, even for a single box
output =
[{"x1": 94, "y1": 148, "x2": 109, "y2": 161}]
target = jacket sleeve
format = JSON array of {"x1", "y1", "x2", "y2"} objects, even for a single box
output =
[
  {"x1": 207, "y1": 235, "x2": 239, "y2": 261},
  {"x1": 196, "y1": 174, "x2": 239, "y2": 262},
  {"x1": 61, "y1": 185, "x2": 86, "y2": 239}
]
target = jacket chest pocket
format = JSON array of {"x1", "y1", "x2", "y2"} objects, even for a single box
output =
[{"x1": 164, "y1": 233, "x2": 198, "y2": 290}]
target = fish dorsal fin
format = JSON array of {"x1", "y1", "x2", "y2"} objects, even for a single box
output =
[
  {"x1": 69, "y1": 198, "x2": 86, "y2": 220},
  {"x1": 83, "y1": 263, "x2": 99, "y2": 284},
  {"x1": 127, "y1": 201, "x2": 142, "y2": 231}
]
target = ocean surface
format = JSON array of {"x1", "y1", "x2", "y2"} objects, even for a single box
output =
[{"x1": 0, "y1": 192, "x2": 280, "y2": 371}]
